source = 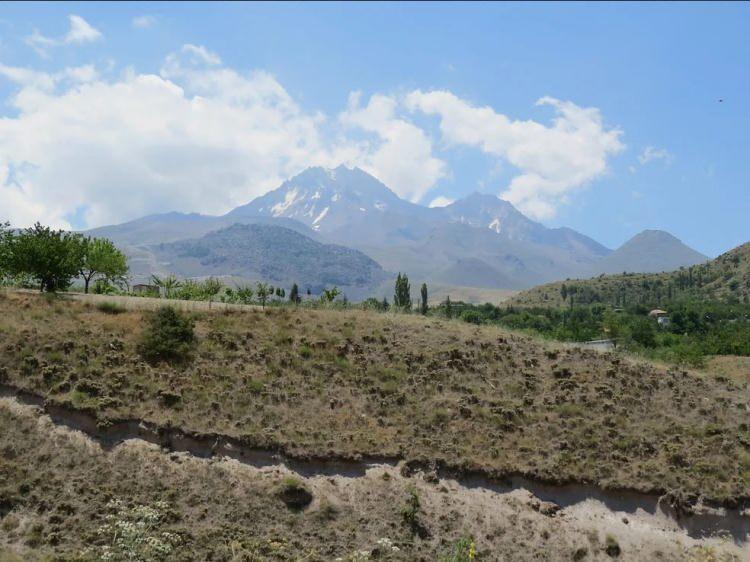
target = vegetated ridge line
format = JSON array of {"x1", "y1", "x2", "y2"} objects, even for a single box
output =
[{"x1": 0, "y1": 382, "x2": 748, "y2": 544}]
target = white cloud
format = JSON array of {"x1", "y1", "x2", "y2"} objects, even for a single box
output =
[
  {"x1": 339, "y1": 92, "x2": 447, "y2": 202},
  {"x1": 179, "y1": 44, "x2": 222, "y2": 66},
  {"x1": 132, "y1": 15, "x2": 156, "y2": 29},
  {"x1": 25, "y1": 15, "x2": 102, "y2": 57},
  {"x1": 0, "y1": 40, "x2": 625, "y2": 230},
  {"x1": 429, "y1": 196, "x2": 455, "y2": 208},
  {"x1": 0, "y1": 47, "x2": 338, "y2": 229},
  {"x1": 64, "y1": 15, "x2": 102, "y2": 44},
  {"x1": 638, "y1": 146, "x2": 672, "y2": 165},
  {"x1": 406, "y1": 90, "x2": 624, "y2": 219}
]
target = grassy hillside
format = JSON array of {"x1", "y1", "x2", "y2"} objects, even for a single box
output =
[
  {"x1": 0, "y1": 291, "x2": 748, "y2": 506},
  {"x1": 511, "y1": 242, "x2": 750, "y2": 308}
]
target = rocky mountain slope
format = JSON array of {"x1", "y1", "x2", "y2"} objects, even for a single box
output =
[
  {"x1": 85, "y1": 166, "x2": 709, "y2": 294},
  {"x1": 149, "y1": 223, "x2": 387, "y2": 296}
]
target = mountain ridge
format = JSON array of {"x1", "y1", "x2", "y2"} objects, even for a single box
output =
[{"x1": 84, "y1": 165, "x2": 709, "y2": 293}]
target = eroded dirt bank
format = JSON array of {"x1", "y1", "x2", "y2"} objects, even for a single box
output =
[{"x1": 1, "y1": 384, "x2": 748, "y2": 561}]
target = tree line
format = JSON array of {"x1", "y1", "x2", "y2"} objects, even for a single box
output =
[{"x1": 0, "y1": 222, "x2": 128, "y2": 293}]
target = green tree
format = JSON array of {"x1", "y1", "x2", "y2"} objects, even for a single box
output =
[
  {"x1": 79, "y1": 237, "x2": 129, "y2": 294},
  {"x1": 0, "y1": 222, "x2": 11, "y2": 280},
  {"x1": 630, "y1": 317, "x2": 657, "y2": 348},
  {"x1": 419, "y1": 283, "x2": 428, "y2": 315},
  {"x1": 289, "y1": 283, "x2": 300, "y2": 304},
  {"x1": 137, "y1": 306, "x2": 195, "y2": 364},
  {"x1": 151, "y1": 274, "x2": 182, "y2": 299},
  {"x1": 321, "y1": 286, "x2": 340, "y2": 303},
  {"x1": 393, "y1": 273, "x2": 412, "y2": 310},
  {"x1": 560, "y1": 283, "x2": 568, "y2": 303},
  {"x1": 445, "y1": 295, "x2": 452, "y2": 319},
  {"x1": 234, "y1": 285, "x2": 254, "y2": 304},
  {"x1": 7, "y1": 223, "x2": 85, "y2": 292},
  {"x1": 256, "y1": 282, "x2": 270, "y2": 308},
  {"x1": 201, "y1": 277, "x2": 222, "y2": 308}
]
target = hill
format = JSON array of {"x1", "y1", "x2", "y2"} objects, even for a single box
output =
[
  {"x1": 510, "y1": 241, "x2": 750, "y2": 308},
  {"x1": 588, "y1": 230, "x2": 708, "y2": 275},
  {"x1": 0, "y1": 291, "x2": 748, "y2": 560},
  {"x1": 149, "y1": 223, "x2": 388, "y2": 296}
]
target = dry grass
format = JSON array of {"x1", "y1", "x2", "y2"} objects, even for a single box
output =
[
  {"x1": 0, "y1": 292, "x2": 749, "y2": 505},
  {"x1": 702, "y1": 355, "x2": 750, "y2": 385},
  {"x1": 1, "y1": 398, "x2": 737, "y2": 561}
]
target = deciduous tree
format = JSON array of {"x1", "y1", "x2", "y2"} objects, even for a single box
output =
[{"x1": 79, "y1": 237, "x2": 129, "y2": 293}]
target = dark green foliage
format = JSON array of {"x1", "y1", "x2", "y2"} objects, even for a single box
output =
[
  {"x1": 137, "y1": 307, "x2": 195, "y2": 364},
  {"x1": 400, "y1": 485, "x2": 421, "y2": 525},
  {"x1": 460, "y1": 310, "x2": 482, "y2": 324},
  {"x1": 96, "y1": 302, "x2": 126, "y2": 315},
  {"x1": 630, "y1": 317, "x2": 657, "y2": 348},
  {"x1": 79, "y1": 237, "x2": 129, "y2": 294},
  {"x1": 0, "y1": 222, "x2": 11, "y2": 279},
  {"x1": 420, "y1": 283, "x2": 428, "y2": 315},
  {"x1": 289, "y1": 283, "x2": 300, "y2": 304},
  {"x1": 393, "y1": 273, "x2": 411, "y2": 310},
  {"x1": 361, "y1": 297, "x2": 389, "y2": 312},
  {"x1": 6, "y1": 223, "x2": 85, "y2": 292},
  {"x1": 450, "y1": 298, "x2": 750, "y2": 366}
]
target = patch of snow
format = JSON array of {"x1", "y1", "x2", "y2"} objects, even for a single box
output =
[
  {"x1": 271, "y1": 188, "x2": 300, "y2": 216},
  {"x1": 374, "y1": 201, "x2": 386, "y2": 211},
  {"x1": 312, "y1": 206, "x2": 329, "y2": 226},
  {"x1": 311, "y1": 190, "x2": 321, "y2": 200},
  {"x1": 331, "y1": 193, "x2": 340, "y2": 202},
  {"x1": 359, "y1": 207, "x2": 366, "y2": 212},
  {"x1": 489, "y1": 218, "x2": 502, "y2": 234}
]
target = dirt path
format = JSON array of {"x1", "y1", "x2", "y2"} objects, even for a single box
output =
[{"x1": 0, "y1": 385, "x2": 747, "y2": 561}]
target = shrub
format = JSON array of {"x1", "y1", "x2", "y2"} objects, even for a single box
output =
[
  {"x1": 400, "y1": 485, "x2": 421, "y2": 525},
  {"x1": 460, "y1": 310, "x2": 482, "y2": 325},
  {"x1": 441, "y1": 537, "x2": 478, "y2": 561},
  {"x1": 96, "y1": 301, "x2": 126, "y2": 315},
  {"x1": 275, "y1": 476, "x2": 313, "y2": 510},
  {"x1": 138, "y1": 306, "x2": 195, "y2": 364}
]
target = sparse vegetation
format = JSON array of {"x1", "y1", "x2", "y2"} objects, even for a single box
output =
[{"x1": 0, "y1": 291, "x2": 748, "y2": 506}]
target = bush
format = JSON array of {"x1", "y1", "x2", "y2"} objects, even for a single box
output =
[
  {"x1": 138, "y1": 306, "x2": 195, "y2": 364},
  {"x1": 460, "y1": 310, "x2": 483, "y2": 325},
  {"x1": 96, "y1": 301, "x2": 126, "y2": 315},
  {"x1": 441, "y1": 537, "x2": 478, "y2": 561},
  {"x1": 275, "y1": 476, "x2": 313, "y2": 510}
]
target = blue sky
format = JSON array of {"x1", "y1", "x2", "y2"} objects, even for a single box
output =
[{"x1": 0, "y1": 2, "x2": 748, "y2": 256}]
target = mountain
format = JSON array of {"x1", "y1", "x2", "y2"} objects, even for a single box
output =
[
  {"x1": 84, "y1": 166, "x2": 711, "y2": 295},
  {"x1": 588, "y1": 230, "x2": 708, "y2": 275},
  {"x1": 85, "y1": 212, "x2": 316, "y2": 247},
  {"x1": 437, "y1": 193, "x2": 610, "y2": 261},
  {"x1": 149, "y1": 223, "x2": 387, "y2": 297},
  {"x1": 228, "y1": 165, "x2": 436, "y2": 246},
  {"x1": 227, "y1": 167, "x2": 615, "y2": 288},
  {"x1": 510, "y1": 241, "x2": 748, "y2": 308}
]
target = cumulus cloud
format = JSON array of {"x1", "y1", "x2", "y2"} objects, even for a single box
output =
[
  {"x1": 428, "y1": 196, "x2": 455, "y2": 208},
  {"x1": 406, "y1": 91, "x2": 624, "y2": 219},
  {"x1": 0, "y1": 33, "x2": 625, "y2": 230},
  {"x1": 339, "y1": 92, "x2": 447, "y2": 202},
  {"x1": 25, "y1": 15, "x2": 102, "y2": 56},
  {"x1": 132, "y1": 15, "x2": 156, "y2": 29},
  {"x1": 638, "y1": 146, "x2": 672, "y2": 165},
  {"x1": 0, "y1": 46, "x2": 337, "y2": 229}
]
